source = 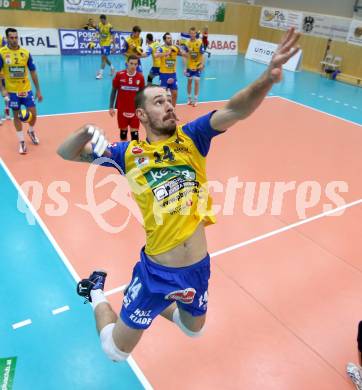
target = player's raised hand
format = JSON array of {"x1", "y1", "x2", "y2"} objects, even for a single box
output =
[
  {"x1": 109, "y1": 108, "x2": 116, "y2": 117},
  {"x1": 267, "y1": 27, "x2": 300, "y2": 83},
  {"x1": 85, "y1": 125, "x2": 110, "y2": 157}
]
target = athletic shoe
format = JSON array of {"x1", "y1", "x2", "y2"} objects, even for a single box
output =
[
  {"x1": 0, "y1": 118, "x2": 4, "y2": 125},
  {"x1": 19, "y1": 141, "x2": 27, "y2": 154},
  {"x1": 27, "y1": 130, "x2": 40, "y2": 145},
  {"x1": 192, "y1": 101, "x2": 198, "y2": 107},
  {"x1": 347, "y1": 362, "x2": 362, "y2": 390},
  {"x1": 77, "y1": 270, "x2": 107, "y2": 302},
  {"x1": 187, "y1": 98, "x2": 192, "y2": 105},
  {"x1": 96, "y1": 72, "x2": 103, "y2": 80}
]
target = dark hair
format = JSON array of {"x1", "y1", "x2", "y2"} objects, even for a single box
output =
[
  {"x1": 100, "y1": 14, "x2": 106, "y2": 19},
  {"x1": 133, "y1": 25, "x2": 141, "y2": 33},
  {"x1": 189, "y1": 27, "x2": 196, "y2": 32},
  {"x1": 135, "y1": 85, "x2": 160, "y2": 109},
  {"x1": 127, "y1": 54, "x2": 138, "y2": 62},
  {"x1": 5, "y1": 28, "x2": 17, "y2": 37},
  {"x1": 146, "y1": 33, "x2": 153, "y2": 42},
  {"x1": 163, "y1": 32, "x2": 171, "y2": 41}
]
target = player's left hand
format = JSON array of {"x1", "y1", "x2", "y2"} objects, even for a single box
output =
[
  {"x1": 36, "y1": 90, "x2": 43, "y2": 102},
  {"x1": 109, "y1": 108, "x2": 115, "y2": 117},
  {"x1": 198, "y1": 64, "x2": 204, "y2": 71},
  {"x1": 267, "y1": 27, "x2": 300, "y2": 83}
]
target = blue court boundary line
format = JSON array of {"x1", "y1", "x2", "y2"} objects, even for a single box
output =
[{"x1": 0, "y1": 158, "x2": 153, "y2": 390}]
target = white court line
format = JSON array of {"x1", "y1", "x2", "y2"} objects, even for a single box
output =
[
  {"x1": 0, "y1": 158, "x2": 153, "y2": 390},
  {"x1": 210, "y1": 198, "x2": 362, "y2": 258},
  {"x1": 105, "y1": 198, "x2": 362, "y2": 298},
  {"x1": 272, "y1": 96, "x2": 362, "y2": 127},
  {"x1": 105, "y1": 284, "x2": 128, "y2": 297},
  {"x1": 205, "y1": 77, "x2": 217, "y2": 80},
  {"x1": 12, "y1": 319, "x2": 32, "y2": 330},
  {"x1": 52, "y1": 306, "x2": 70, "y2": 315}
]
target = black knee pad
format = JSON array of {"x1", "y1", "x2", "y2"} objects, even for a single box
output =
[
  {"x1": 147, "y1": 74, "x2": 154, "y2": 84},
  {"x1": 131, "y1": 131, "x2": 139, "y2": 141},
  {"x1": 120, "y1": 130, "x2": 128, "y2": 141},
  {"x1": 357, "y1": 321, "x2": 362, "y2": 352}
]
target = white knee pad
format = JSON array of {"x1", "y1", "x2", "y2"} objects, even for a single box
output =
[
  {"x1": 172, "y1": 308, "x2": 205, "y2": 338},
  {"x1": 99, "y1": 323, "x2": 130, "y2": 362}
]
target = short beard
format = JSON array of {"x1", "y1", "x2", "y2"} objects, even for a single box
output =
[{"x1": 149, "y1": 118, "x2": 176, "y2": 136}]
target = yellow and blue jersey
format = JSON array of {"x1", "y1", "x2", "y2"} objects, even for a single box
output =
[
  {"x1": 123, "y1": 35, "x2": 143, "y2": 61},
  {"x1": 184, "y1": 39, "x2": 204, "y2": 71},
  {"x1": 95, "y1": 112, "x2": 222, "y2": 256},
  {"x1": 158, "y1": 45, "x2": 180, "y2": 74},
  {"x1": 146, "y1": 41, "x2": 161, "y2": 68},
  {"x1": 0, "y1": 35, "x2": 6, "y2": 48},
  {"x1": 97, "y1": 22, "x2": 113, "y2": 46},
  {"x1": 0, "y1": 46, "x2": 35, "y2": 93}
]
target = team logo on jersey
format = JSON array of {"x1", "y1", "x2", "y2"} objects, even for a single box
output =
[
  {"x1": 165, "y1": 288, "x2": 196, "y2": 304},
  {"x1": 5, "y1": 54, "x2": 11, "y2": 65},
  {"x1": 131, "y1": 146, "x2": 143, "y2": 155},
  {"x1": 136, "y1": 80, "x2": 140, "y2": 85},
  {"x1": 135, "y1": 156, "x2": 149, "y2": 168}
]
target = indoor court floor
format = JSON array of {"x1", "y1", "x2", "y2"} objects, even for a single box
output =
[{"x1": 0, "y1": 53, "x2": 361, "y2": 389}]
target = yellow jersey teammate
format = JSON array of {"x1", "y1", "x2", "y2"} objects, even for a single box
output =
[
  {"x1": 0, "y1": 28, "x2": 43, "y2": 154},
  {"x1": 145, "y1": 33, "x2": 161, "y2": 85},
  {"x1": 155, "y1": 32, "x2": 186, "y2": 107},
  {"x1": 121, "y1": 25, "x2": 144, "y2": 73},
  {"x1": 95, "y1": 14, "x2": 115, "y2": 80},
  {"x1": 183, "y1": 27, "x2": 205, "y2": 107},
  {"x1": 0, "y1": 33, "x2": 10, "y2": 124},
  {"x1": 58, "y1": 28, "x2": 300, "y2": 365}
]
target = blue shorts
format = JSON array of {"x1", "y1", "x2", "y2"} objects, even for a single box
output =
[
  {"x1": 160, "y1": 72, "x2": 178, "y2": 90},
  {"x1": 186, "y1": 69, "x2": 201, "y2": 79},
  {"x1": 121, "y1": 249, "x2": 210, "y2": 330},
  {"x1": 101, "y1": 46, "x2": 110, "y2": 56},
  {"x1": 149, "y1": 67, "x2": 160, "y2": 77},
  {"x1": 8, "y1": 91, "x2": 35, "y2": 111}
]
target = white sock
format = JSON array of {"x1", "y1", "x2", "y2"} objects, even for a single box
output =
[
  {"x1": 16, "y1": 131, "x2": 25, "y2": 142},
  {"x1": 90, "y1": 289, "x2": 108, "y2": 310},
  {"x1": 99, "y1": 69, "x2": 104, "y2": 74},
  {"x1": 194, "y1": 95, "x2": 198, "y2": 101}
]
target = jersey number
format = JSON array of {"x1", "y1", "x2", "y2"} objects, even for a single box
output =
[{"x1": 154, "y1": 145, "x2": 175, "y2": 163}]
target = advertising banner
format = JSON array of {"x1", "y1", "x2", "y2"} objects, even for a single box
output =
[
  {"x1": 245, "y1": 38, "x2": 302, "y2": 71},
  {"x1": 59, "y1": 28, "x2": 130, "y2": 55},
  {"x1": 301, "y1": 12, "x2": 351, "y2": 41},
  {"x1": 0, "y1": 27, "x2": 60, "y2": 55},
  {"x1": 260, "y1": 7, "x2": 303, "y2": 30},
  {"x1": 64, "y1": 0, "x2": 128, "y2": 15},
  {"x1": 128, "y1": 0, "x2": 180, "y2": 20},
  {"x1": 0, "y1": 0, "x2": 63, "y2": 12},
  {"x1": 347, "y1": 18, "x2": 362, "y2": 46},
  {"x1": 180, "y1": 0, "x2": 225, "y2": 22}
]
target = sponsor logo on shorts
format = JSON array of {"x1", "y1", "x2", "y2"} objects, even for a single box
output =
[
  {"x1": 131, "y1": 146, "x2": 143, "y2": 155},
  {"x1": 165, "y1": 288, "x2": 196, "y2": 304}
]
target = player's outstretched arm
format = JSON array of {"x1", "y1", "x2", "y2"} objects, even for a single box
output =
[
  {"x1": 57, "y1": 125, "x2": 110, "y2": 163},
  {"x1": 210, "y1": 28, "x2": 300, "y2": 132}
]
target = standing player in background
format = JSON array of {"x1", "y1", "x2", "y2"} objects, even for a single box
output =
[
  {"x1": 183, "y1": 27, "x2": 205, "y2": 107},
  {"x1": 0, "y1": 32, "x2": 10, "y2": 124},
  {"x1": 156, "y1": 32, "x2": 186, "y2": 107},
  {"x1": 201, "y1": 26, "x2": 211, "y2": 58},
  {"x1": 145, "y1": 33, "x2": 161, "y2": 85},
  {"x1": 109, "y1": 55, "x2": 145, "y2": 141},
  {"x1": 0, "y1": 28, "x2": 43, "y2": 154},
  {"x1": 121, "y1": 26, "x2": 143, "y2": 73},
  {"x1": 95, "y1": 14, "x2": 115, "y2": 80},
  {"x1": 347, "y1": 321, "x2": 362, "y2": 389}
]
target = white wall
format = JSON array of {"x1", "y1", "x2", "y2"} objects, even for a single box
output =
[{"x1": 223, "y1": 0, "x2": 356, "y2": 18}]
